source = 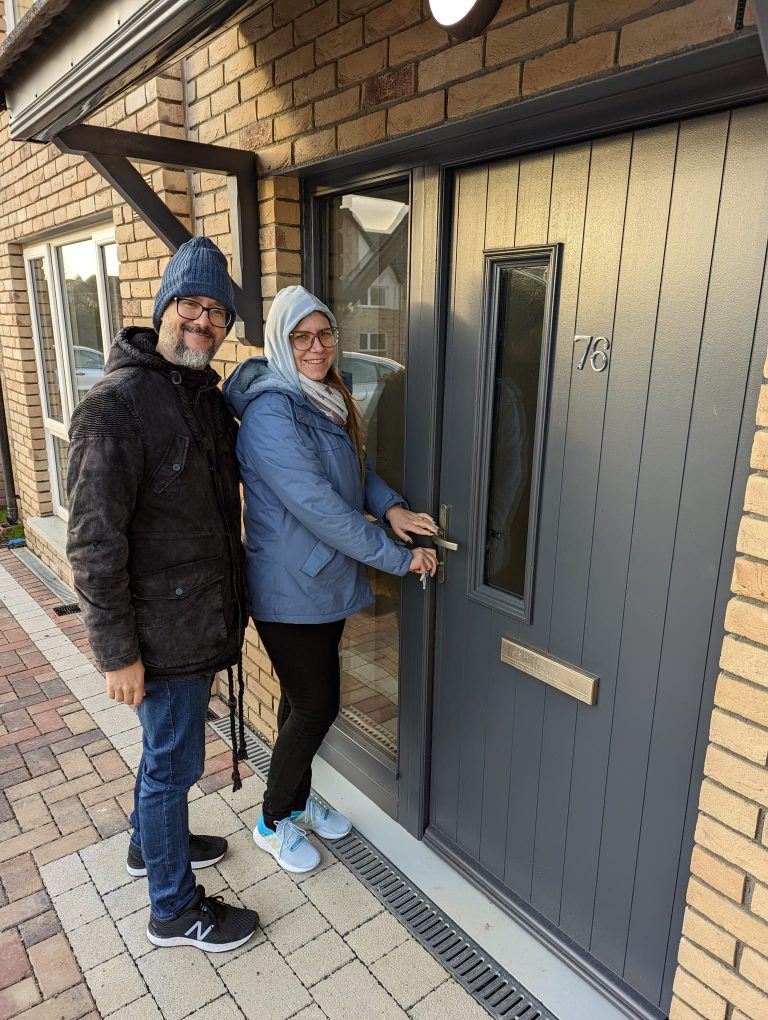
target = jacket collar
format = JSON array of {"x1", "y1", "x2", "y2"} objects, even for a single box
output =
[{"x1": 105, "y1": 327, "x2": 221, "y2": 392}]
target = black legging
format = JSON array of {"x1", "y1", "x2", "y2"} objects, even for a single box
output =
[{"x1": 255, "y1": 618, "x2": 346, "y2": 830}]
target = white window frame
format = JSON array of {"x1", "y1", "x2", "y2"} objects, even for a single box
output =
[
  {"x1": 359, "y1": 331, "x2": 387, "y2": 353},
  {"x1": 24, "y1": 225, "x2": 118, "y2": 520},
  {"x1": 4, "y1": 0, "x2": 32, "y2": 31}
]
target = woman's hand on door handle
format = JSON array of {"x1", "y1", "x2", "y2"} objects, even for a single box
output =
[{"x1": 385, "y1": 506, "x2": 439, "y2": 543}]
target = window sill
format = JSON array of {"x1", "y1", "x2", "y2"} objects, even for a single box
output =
[{"x1": 26, "y1": 515, "x2": 67, "y2": 558}]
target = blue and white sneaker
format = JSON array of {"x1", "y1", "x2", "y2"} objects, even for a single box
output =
[
  {"x1": 292, "y1": 794, "x2": 352, "y2": 840},
  {"x1": 253, "y1": 815, "x2": 320, "y2": 873}
]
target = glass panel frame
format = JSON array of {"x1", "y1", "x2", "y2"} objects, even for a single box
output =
[
  {"x1": 319, "y1": 178, "x2": 412, "y2": 764},
  {"x1": 467, "y1": 244, "x2": 561, "y2": 624},
  {"x1": 24, "y1": 225, "x2": 119, "y2": 519}
]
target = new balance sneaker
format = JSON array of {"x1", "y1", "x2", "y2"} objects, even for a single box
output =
[
  {"x1": 127, "y1": 834, "x2": 227, "y2": 878},
  {"x1": 147, "y1": 886, "x2": 259, "y2": 952},
  {"x1": 253, "y1": 815, "x2": 320, "y2": 873},
  {"x1": 292, "y1": 794, "x2": 352, "y2": 840}
]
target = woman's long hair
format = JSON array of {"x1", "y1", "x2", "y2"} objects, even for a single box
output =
[{"x1": 325, "y1": 365, "x2": 366, "y2": 483}]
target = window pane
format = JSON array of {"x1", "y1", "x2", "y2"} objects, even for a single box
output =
[
  {"x1": 326, "y1": 182, "x2": 409, "y2": 760},
  {"x1": 485, "y1": 263, "x2": 548, "y2": 599},
  {"x1": 102, "y1": 243, "x2": 123, "y2": 341},
  {"x1": 29, "y1": 259, "x2": 64, "y2": 424},
  {"x1": 52, "y1": 436, "x2": 70, "y2": 511},
  {"x1": 59, "y1": 241, "x2": 106, "y2": 406}
]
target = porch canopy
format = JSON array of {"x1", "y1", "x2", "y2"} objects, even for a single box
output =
[{"x1": 0, "y1": 0, "x2": 268, "y2": 341}]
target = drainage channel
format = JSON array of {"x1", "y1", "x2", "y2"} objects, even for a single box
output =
[{"x1": 210, "y1": 715, "x2": 556, "y2": 1020}]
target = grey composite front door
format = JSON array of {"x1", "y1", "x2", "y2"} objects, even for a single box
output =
[{"x1": 427, "y1": 105, "x2": 768, "y2": 1015}]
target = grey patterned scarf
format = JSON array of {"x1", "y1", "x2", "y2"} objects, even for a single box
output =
[{"x1": 299, "y1": 375, "x2": 348, "y2": 427}]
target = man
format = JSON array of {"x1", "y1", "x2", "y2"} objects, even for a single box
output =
[{"x1": 66, "y1": 236, "x2": 259, "y2": 952}]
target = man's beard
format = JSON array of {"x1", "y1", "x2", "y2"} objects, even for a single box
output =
[{"x1": 158, "y1": 322, "x2": 216, "y2": 370}]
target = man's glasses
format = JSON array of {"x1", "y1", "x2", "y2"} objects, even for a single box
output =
[
  {"x1": 175, "y1": 297, "x2": 233, "y2": 329},
  {"x1": 289, "y1": 328, "x2": 340, "y2": 350}
]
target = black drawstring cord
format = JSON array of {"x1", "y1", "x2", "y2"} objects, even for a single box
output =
[
  {"x1": 227, "y1": 666, "x2": 242, "y2": 792},
  {"x1": 237, "y1": 655, "x2": 247, "y2": 761}
]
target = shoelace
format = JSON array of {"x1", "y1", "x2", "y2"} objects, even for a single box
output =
[
  {"x1": 274, "y1": 819, "x2": 308, "y2": 861},
  {"x1": 199, "y1": 893, "x2": 226, "y2": 929},
  {"x1": 302, "y1": 795, "x2": 330, "y2": 829}
]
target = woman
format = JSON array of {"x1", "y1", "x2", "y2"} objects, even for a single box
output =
[{"x1": 223, "y1": 286, "x2": 437, "y2": 873}]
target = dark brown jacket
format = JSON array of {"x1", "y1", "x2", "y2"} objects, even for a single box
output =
[{"x1": 66, "y1": 327, "x2": 245, "y2": 679}]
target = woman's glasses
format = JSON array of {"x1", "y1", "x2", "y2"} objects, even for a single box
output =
[
  {"x1": 289, "y1": 328, "x2": 340, "y2": 350},
  {"x1": 175, "y1": 297, "x2": 233, "y2": 329}
]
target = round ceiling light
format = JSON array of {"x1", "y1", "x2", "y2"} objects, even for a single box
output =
[{"x1": 428, "y1": 0, "x2": 503, "y2": 41}]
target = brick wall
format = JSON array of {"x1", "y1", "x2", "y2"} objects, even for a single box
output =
[{"x1": 668, "y1": 355, "x2": 768, "y2": 1019}]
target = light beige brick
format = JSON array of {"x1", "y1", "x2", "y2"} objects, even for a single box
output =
[
  {"x1": 448, "y1": 63, "x2": 521, "y2": 119},
  {"x1": 745, "y1": 473, "x2": 768, "y2": 518},
  {"x1": 732, "y1": 556, "x2": 768, "y2": 603},
  {"x1": 419, "y1": 38, "x2": 483, "y2": 91},
  {"x1": 389, "y1": 20, "x2": 448, "y2": 66},
  {"x1": 714, "y1": 673, "x2": 768, "y2": 731},
  {"x1": 751, "y1": 430, "x2": 768, "y2": 470},
  {"x1": 387, "y1": 90, "x2": 444, "y2": 137},
  {"x1": 690, "y1": 844, "x2": 746, "y2": 902},
  {"x1": 365, "y1": 0, "x2": 421, "y2": 42},
  {"x1": 688, "y1": 878, "x2": 768, "y2": 954},
  {"x1": 338, "y1": 109, "x2": 386, "y2": 150},
  {"x1": 574, "y1": 0, "x2": 664, "y2": 36},
  {"x1": 672, "y1": 966, "x2": 727, "y2": 1020},
  {"x1": 678, "y1": 938, "x2": 768, "y2": 1020},
  {"x1": 720, "y1": 635, "x2": 768, "y2": 688},
  {"x1": 739, "y1": 945, "x2": 768, "y2": 991},
  {"x1": 682, "y1": 908, "x2": 737, "y2": 965},
  {"x1": 619, "y1": 0, "x2": 736, "y2": 67},
  {"x1": 724, "y1": 598, "x2": 768, "y2": 649},
  {"x1": 709, "y1": 706, "x2": 768, "y2": 767},
  {"x1": 698, "y1": 777, "x2": 760, "y2": 837},
  {"x1": 523, "y1": 32, "x2": 616, "y2": 94},
  {"x1": 704, "y1": 744, "x2": 768, "y2": 806},
  {"x1": 487, "y1": 4, "x2": 569, "y2": 66}
]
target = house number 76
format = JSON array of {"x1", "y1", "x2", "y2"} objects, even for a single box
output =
[{"x1": 574, "y1": 335, "x2": 611, "y2": 372}]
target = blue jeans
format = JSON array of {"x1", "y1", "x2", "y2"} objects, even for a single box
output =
[{"x1": 129, "y1": 674, "x2": 213, "y2": 919}]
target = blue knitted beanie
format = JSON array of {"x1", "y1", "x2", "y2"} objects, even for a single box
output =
[{"x1": 153, "y1": 236, "x2": 236, "y2": 334}]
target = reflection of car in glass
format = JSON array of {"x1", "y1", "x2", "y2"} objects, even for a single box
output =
[
  {"x1": 72, "y1": 346, "x2": 105, "y2": 398},
  {"x1": 342, "y1": 351, "x2": 404, "y2": 423}
]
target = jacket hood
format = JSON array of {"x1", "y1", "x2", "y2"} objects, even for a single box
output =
[
  {"x1": 105, "y1": 326, "x2": 220, "y2": 387},
  {"x1": 263, "y1": 285, "x2": 337, "y2": 395},
  {"x1": 222, "y1": 356, "x2": 297, "y2": 420}
]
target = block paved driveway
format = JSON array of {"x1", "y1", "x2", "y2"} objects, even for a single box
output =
[{"x1": 0, "y1": 549, "x2": 488, "y2": 1020}]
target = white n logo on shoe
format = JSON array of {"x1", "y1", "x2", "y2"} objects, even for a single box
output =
[{"x1": 184, "y1": 921, "x2": 214, "y2": 941}]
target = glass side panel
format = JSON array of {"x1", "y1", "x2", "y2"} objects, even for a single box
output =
[
  {"x1": 52, "y1": 436, "x2": 70, "y2": 511},
  {"x1": 485, "y1": 262, "x2": 548, "y2": 600},
  {"x1": 326, "y1": 181, "x2": 409, "y2": 760},
  {"x1": 59, "y1": 240, "x2": 106, "y2": 407},
  {"x1": 29, "y1": 258, "x2": 64, "y2": 424},
  {"x1": 102, "y1": 243, "x2": 123, "y2": 342}
]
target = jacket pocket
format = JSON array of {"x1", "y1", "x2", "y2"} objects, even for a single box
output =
[
  {"x1": 132, "y1": 557, "x2": 227, "y2": 669},
  {"x1": 300, "y1": 540, "x2": 336, "y2": 578},
  {"x1": 151, "y1": 434, "x2": 190, "y2": 494}
]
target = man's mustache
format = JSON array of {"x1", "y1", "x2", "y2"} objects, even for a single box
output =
[{"x1": 182, "y1": 325, "x2": 214, "y2": 340}]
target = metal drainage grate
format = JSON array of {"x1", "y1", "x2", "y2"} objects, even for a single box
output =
[
  {"x1": 52, "y1": 603, "x2": 81, "y2": 617},
  {"x1": 210, "y1": 716, "x2": 556, "y2": 1020}
]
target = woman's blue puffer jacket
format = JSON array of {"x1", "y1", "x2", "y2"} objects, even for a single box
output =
[{"x1": 223, "y1": 357, "x2": 411, "y2": 624}]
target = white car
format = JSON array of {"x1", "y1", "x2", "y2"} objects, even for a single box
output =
[
  {"x1": 72, "y1": 346, "x2": 105, "y2": 399},
  {"x1": 342, "y1": 351, "x2": 404, "y2": 423}
]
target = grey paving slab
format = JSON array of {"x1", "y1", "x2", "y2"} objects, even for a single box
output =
[
  {"x1": 81, "y1": 830, "x2": 133, "y2": 894},
  {"x1": 407, "y1": 979, "x2": 491, "y2": 1019},
  {"x1": 370, "y1": 939, "x2": 447, "y2": 1011},
  {"x1": 287, "y1": 929, "x2": 354, "y2": 988},
  {"x1": 93, "y1": 705, "x2": 141, "y2": 737},
  {"x1": 104, "y1": 877, "x2": 150, "y2": 921},
  {"x1": 344, "y1": 912, "x2": 409, "y2": 966},
  {"x1": 187, "y1": 995, "x2": 246, "y2": 1019},
  {"x1": 218, "y1": 773, "x2": 266, "y2": 814},
  {"x1": 301, "y1": 862, "x2": 383, "y2": 936},
  {"x1": 40, "y1": 851, "x2": 90, "y2": 897},
  {"x1": 68, "y1": 912, "x2": 127, "y2": 971},
  {"x1": 120, "y1": 743, "x2": 143, "y2": 770},
  {"x1": 265, "y1": 902, "x2": 330, "y2": 957},
  {"x1": 85, "y1": 951, "x2": 147, "y2": 1016},
  {"x1": 53, "y1": 882, "x2": 107, "y2": 932},
  {"x1": 109, "y1": 994, "x2": 164, "y2": 1020},
  {"x1": 219, "y1": 941, "x2": 312, "y2": 1020},
  {"x1": 311, "y1": 960, "x2": 408, "y2": 1020},
  {"x1": 138, "y1": 946, "x2": 226, "y2": 1020},
  {"x1": 111, "y1": 728, "x2": 144, "y2": 751},
  {"x1": 116, "y1": 906, "x2": 155, "y2": 959},
  {"x1": 214, "y1": 827, "x2": 277, "y2": 892},
  {"x1": 188, "y1": 791, "x2": 243, "y2": 838},
  {"x1": 291, "y1": 1008, "x2": 328, "y2": 1020},
  {"x1": 208, "y1": 924, "x2": 266, "y2": 970},
  {"x1": 240, "y1": 869, "x2": 308, "y2": 927}
]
